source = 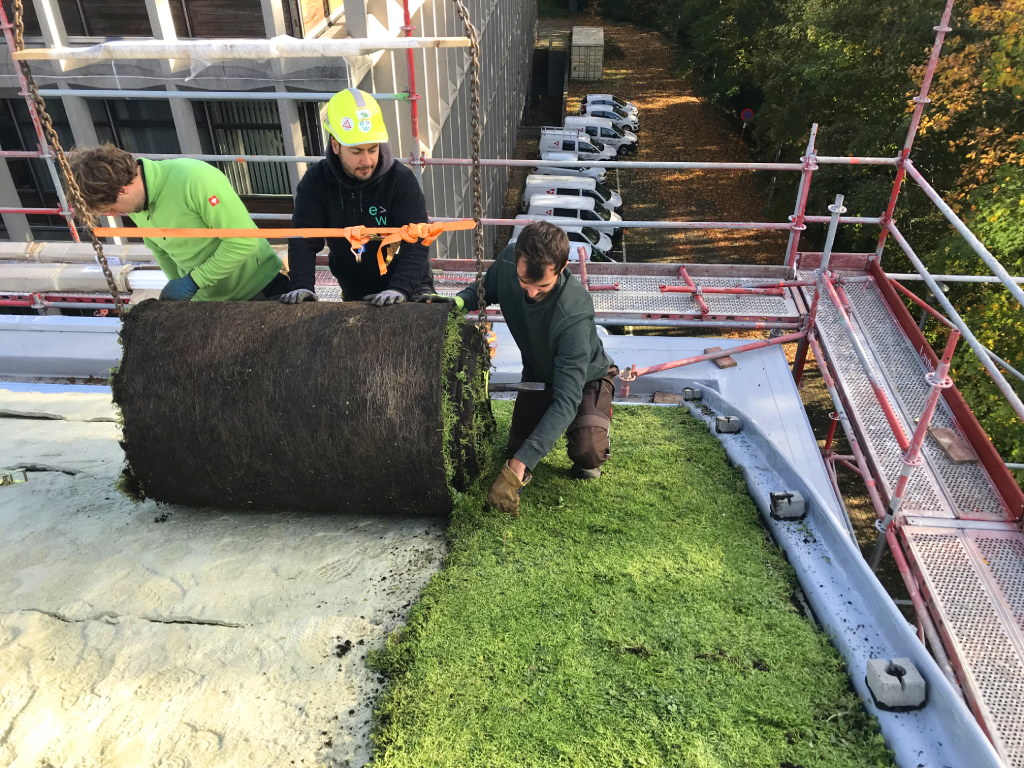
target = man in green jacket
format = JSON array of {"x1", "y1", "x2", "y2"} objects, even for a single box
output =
[
  {"x1": 453, "y1": 221, "x2": 618, "y2": 517},
  {"x1": 69, "y1": 144, "x2": 286, "y2": 302}
]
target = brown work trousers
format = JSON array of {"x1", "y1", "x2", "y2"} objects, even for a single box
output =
[{"x1": 506, "y1": 366, "x2": 618, "y2": 470}]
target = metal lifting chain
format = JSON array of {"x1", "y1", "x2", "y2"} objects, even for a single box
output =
[
  {"x1": 450, "y1": 0, "x2": 485, "y2": 328},
  {"x1": 11, "y1": 0, "x2": 124, "y2": 313}
]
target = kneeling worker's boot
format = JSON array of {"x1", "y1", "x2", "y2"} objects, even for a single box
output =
[
  {"x1": 487, "y1": 461, "x2": 531, "y2": 517},
  {"x1": 571, "y1": 465, "x2": 602, "y2": 480}
]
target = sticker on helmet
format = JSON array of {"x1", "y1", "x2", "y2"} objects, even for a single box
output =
[
  {"x1": 340, "y1": 117, "x2": 354, "y2": 131},
  {"x1": 358, "y1": 119, "x2": 372, "y2": 133},
  {"x1": 356, "y1": 109, "x2": 371, "y2": 120}
]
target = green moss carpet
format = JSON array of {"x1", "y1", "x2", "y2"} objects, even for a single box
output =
[{"x1": 369, "y1": 403, "x2": 894, "y2": 768}]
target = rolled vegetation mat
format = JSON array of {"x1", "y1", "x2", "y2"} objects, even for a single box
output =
[{"x1": 111, "y1": 300, "x2": 495, "y2": 514}]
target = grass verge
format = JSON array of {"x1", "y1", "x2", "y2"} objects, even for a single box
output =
[{"x1": 369, "y1": 403, "x2": 894, "y2": 768}]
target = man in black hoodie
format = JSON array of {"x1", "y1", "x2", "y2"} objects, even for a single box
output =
[{"x1": 280, "y1": 88, "x2": 433, "y2": 306}]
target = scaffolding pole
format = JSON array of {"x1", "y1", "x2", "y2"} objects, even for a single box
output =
[
  {"x1": 11, "y1": 36, "x2": 472, "y2": 62},
  {"x1": 903, "y1": 160, "x2": 1024, "y2": 307},
  {"x1": 873, "y1": 0, "x2": 956, "y2": 262},
  {"x1": 887, "y1": 221, "x2": 1024, "y2": 423}
]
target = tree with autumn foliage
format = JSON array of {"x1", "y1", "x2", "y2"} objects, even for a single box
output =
[{"x1": 611, "y1": 0, "x2": 1023, "y2": 469}]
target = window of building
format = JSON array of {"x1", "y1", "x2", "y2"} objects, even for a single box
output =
[
  {"x1": 0, "y1": 98, "x2": 77, "y2": 240},
  {"x1": 90, "y1": 99, "x2": 181, "y2": 154},
  {"x1": 0, "y1": 0, "x2": 40, "y2": 36},
  {"x1": 169, "y1": 0, "x2": 269, "y2": 39},
  {"x1": 193, "y1": 100, "x2": 291, "y2": 196},
  {"x1": 58, "y1": 0, "x2": 152, "y2": 37}
]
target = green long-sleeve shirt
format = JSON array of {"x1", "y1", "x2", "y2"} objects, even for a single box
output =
[
  {"x1": 129, "y1": 158, "x2": 282, "y2": 301},
  {"x1": 457, "y1": 244, "x2": 614, "y2": 470}
]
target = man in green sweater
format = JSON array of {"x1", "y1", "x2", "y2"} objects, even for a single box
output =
[
  {"x1": 69, "y1": 145, "x2": 286, "y2": 302},
  {"x1": 454, "y1": 221, "x2": 618, "y2": 517}
]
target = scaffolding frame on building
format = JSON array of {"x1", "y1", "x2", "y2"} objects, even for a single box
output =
[{"x1": 2, "y1": 0, "x2": 1024, "y2": 762}]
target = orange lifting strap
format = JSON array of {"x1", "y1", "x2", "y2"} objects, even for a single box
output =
[{"x1": 92, "y1": 219, "x2": 478, "y2": 276}]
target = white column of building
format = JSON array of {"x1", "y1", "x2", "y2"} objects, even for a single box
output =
[
  {"x1": 261, "y1": 0, "x2": 307, "y2": 191},
  {"x1": 143, "y1": 0, "x2": 204, "y2": 155}
]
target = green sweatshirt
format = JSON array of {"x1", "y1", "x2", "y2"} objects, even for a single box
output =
[
  {"x1": 458, "y1": 244, "x2": 614, "y2": 470},
  {"x1": 128, "y1": 158, "x2": 282, "y2": 301}
]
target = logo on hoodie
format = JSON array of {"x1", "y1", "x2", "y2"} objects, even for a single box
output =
[
  {"x1": 208, "y1": 195, "x2": 220, "y2": 206},
  {"x1": 369, "y1": 205, "x2": 387, "y2": 226}
]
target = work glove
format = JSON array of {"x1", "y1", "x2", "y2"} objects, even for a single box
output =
[
  {"x1": 278, "y1": 288, "x2": 318, "y2": 304},
  {"x1": 414, "y1": 294, "x2": 465, "y2": 312},
  {"x1": 486, "y1": 461, "x2": 532, "y2": 518},
  {"x1": 160, "y1": 273, "x2": 199, "y2": 301},
  {"x1": 365, "y1": 289, "x2": 406, "y2": 307}
]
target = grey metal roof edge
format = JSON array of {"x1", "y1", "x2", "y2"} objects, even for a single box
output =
[{"x1": 685, "y1": 385, "x2": 1003, "y2": 768}]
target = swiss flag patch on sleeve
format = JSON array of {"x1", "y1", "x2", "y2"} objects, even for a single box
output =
[{"x1": 208, "y1": 195, "x2": 220, "y2": 206}]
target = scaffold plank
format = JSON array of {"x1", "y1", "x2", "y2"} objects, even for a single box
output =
[
  {"x1": 904, "y1": 524, "x2": 1024, "y2": 768},
  {"x1": 805, "y1": 275, "x2": 1009, "y2": 521}
]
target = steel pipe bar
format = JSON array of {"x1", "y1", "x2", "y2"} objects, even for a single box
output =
[
  {"x1": 0, "y1": 207, "x2": 63, "y2": 214},
  {"x1": 803, "y1": 215, "x2": 882, "y2": 225},
  {"x1": 887, "y1": 221, "x2": 1024, "y2": 423},
  {"x1": 887, "y1": 273, "x2": 1024, "y2": 285},
  {"x1": 128, "y1": 152, "x2": 806, "y2": 171},
  {"x1": 823, "y1": 276, "x2": 912, "y2": 451},
  {"x1": 873, "y1": 0, "x2": 957, "y2": 262},
  {"x1": 473, "y1": 218, "x2": 794, "y2": 231},
  {"x1": 618, "y1": 330, "x2": 806, "y2": 396},
  {"x1": 0, "y1": 2, "x2": 79, "y2": 242},
  {"x1": 11, "y1": 37, "x2": 472, "y2": 61},
  {"x1": 870, "y1": 325, "x2": 960, "y2": 571},
  {"x1": 659, "y1": 284, "x2": 785, "y2": 296},
  {"x1": 890, "y1": 279, "x2": 958, "y2": 330},
  {"x1": 794, "y1": 195, "x2": 845, "y2": 385},
  {"x1": 814, "y1": 156, "x2": 900, "y2": 166},
  {"x1": 37, "y1": 88, "x2": 408, "y2": 101},
  {"x1": 785, "y1": 124, "x2": 818, "y2": 267},
  {"x1": 677, "y1": 265, "x2": 709, "y2": 316},
  {"x1": 0, "y1": 149, "x2": 45, "y2": 158},
  {"x1": 904, "y1": 160, "x2": 1024, "y2": 307},
  {"x1": 593, "y1": 317, "x2": 801, "y2": 329}
]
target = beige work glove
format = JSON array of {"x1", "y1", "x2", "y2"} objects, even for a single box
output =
[{"x1": 487, "y1": 461, "x2": 532, "y2": 517}]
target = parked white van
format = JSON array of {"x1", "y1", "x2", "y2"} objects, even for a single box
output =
[
  {"x1": 538, "y1": 128, "x2": 616, "y2": 161},
  {"x1": 511, "y1": 216, "x2": 613, "y2": 260},
  {"x1": 581, "y1": 103, "x2": 640, "y2": 134},
  {"x1": 533, "y1": 152, "x2": 607, "y2": 183},
  {"x1": 521, "y1": 174, "x2": 622, "y2": 214},
  {"x1": 581, "y1": 93, "x2": 639, "y2": 117},
  {"x1": 564, "y1": 116, "x2": 637, "y2": 156},
  {"x1": 525, "y1": 194, "x2": 622, "y2": 236}
]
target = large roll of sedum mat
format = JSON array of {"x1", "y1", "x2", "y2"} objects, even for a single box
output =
[{"x1": 111, "y1": 300, "x2": 494, "y2": 514}]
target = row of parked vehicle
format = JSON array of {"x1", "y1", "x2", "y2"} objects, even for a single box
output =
[{"x1": 514, "y1": 95, "x2": 641, "y2": 261}]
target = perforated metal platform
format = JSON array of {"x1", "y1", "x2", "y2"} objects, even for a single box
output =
[
  {"x1": 314, "y1": 268, "x2": 801, "y2": 320},
  {"x1": 804, "y1": 274, "x2": 1009, "y2": 521},
  {"x1": 904, "y1": 524, "x2": 1024, "y2": 767},
  {"x1": 807, "y1": 274, "x2": 1024, "y2": 767}
]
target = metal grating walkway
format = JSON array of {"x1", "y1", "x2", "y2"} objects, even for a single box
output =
[
  {"x1": 808, "y1": 274, "x2": 1024, "y2": 767},
  {"x1": 315, "y1": 269, "x2": 802, "y2": 320},
  {"x1": 905, "y1": 525, "x2": 1024, "y2": 767},
  {"x1": 805, "y1": 274, "x2": 1008, "y2": 520}
]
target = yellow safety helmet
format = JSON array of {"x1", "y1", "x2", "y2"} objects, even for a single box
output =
[{"x1": 324, "y1": 88, "x2": 389, "y2": 146}]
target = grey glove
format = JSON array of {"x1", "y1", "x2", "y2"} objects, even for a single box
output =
[
  {"x1": 278, "y1": 288, "x2": 318, "y2": 304},
  {"x1": 365, "y1": 289, "x2": 406, "y2": 307}
]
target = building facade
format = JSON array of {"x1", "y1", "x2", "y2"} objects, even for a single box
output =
[{"x1": 0, "y1": 0, "x2": 536, "y2": 257}]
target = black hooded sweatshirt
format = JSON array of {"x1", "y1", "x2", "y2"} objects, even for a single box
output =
[{"x1": 287, "y1": 142, "x2": 434, "y2": 300}]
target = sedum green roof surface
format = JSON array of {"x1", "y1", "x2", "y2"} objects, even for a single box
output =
[{"x1": 369, "y1": 403, "x2": 895, "y2": 768}]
